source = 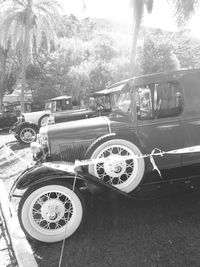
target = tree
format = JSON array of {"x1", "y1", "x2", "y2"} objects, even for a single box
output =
[
  {"x1": 0, "y1": 46, "x2": 8, "y2": 110},
  {"x1": 0, "y1": 0, "x2": 62, "y2": 112},
  {"x1": 138, "y1": 32, "x2": 180, "y2": 74},
  {"x1": 130, "y1": 0, "x2": 199, "y2": 75}
]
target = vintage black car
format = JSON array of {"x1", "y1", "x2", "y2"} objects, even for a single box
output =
[
  {"x1": 11, "y1": 93, "x2": 111, "y2": 145},
  {"x1": 11, "y1": 68, "x2": 200, "y2": 243},
  {"x1": 0, "y1": 101, "x2": 32, "y2": 130}
]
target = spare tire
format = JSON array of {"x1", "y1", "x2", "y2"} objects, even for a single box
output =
[{"x1": 84, "y1": 136, "x2": 145, "y2": 193}]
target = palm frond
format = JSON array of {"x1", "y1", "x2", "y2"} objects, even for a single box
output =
[{"x1": 167, "y1": 0, "x2": 199, "y2": 27}]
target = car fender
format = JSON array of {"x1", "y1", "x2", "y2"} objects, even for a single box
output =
[{"x1": 10, "y1": 163, "x2": 130, "y2": 199}]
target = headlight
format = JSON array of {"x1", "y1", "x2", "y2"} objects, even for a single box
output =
[
  {"x1": 31, "y1": 133, "x2": 49, "y2": 161},
  {"x1": 31, "y1": 142, "x2": 44, "y2": 161}
]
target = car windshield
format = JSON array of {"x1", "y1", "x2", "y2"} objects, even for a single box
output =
[
  {"x1": 89, "y1": 95, "x2": 111, "y2": 110},
  {"x1": 111, "y1": 90, "x2": 132, "y2": 113},
  {"x1": 44, "y1": 102, "x2": 52, "y2": 110}
]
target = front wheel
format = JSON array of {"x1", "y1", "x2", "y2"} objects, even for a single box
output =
[
  {"x1": 85, "y1": 137, "x2": 145, "y2": 193},
  {"x1": 18, "y1": 181, "x2": 85, "y2": 243},
  {"x1": 17, "y1": 124, "x2": 38, "y2": 145}
]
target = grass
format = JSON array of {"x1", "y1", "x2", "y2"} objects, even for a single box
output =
[
  {"x1": 31, "y1": 193, "x2": 200, "y2": 267},
  {"x1": 1, "y1": 131, "x2": 200, "y2": 267}
]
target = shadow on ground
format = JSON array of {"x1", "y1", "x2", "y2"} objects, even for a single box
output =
[{"x1": 31, "y1": 191, "x2": 200, "y2": 267}]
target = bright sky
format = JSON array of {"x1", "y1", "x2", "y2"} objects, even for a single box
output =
[{"x1": 59, "y1": 0, "x2": 200, "y2": 39}]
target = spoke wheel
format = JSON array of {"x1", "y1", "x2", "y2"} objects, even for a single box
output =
[
  {"x1": 18, "y1": 125, "x2": 37, "y2": 144},
  {"x1": 18, "y1": 181, "x2": 85, "y2": 243},
  {"x1": 39, "y1": 115, "x2": 49, "y2": 127},
  {"x1": 85, "y1": 138, "x2": 145, "y2": 193}
]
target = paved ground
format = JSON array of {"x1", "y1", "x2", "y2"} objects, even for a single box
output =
[
  {"x1": 0, "y1": 131, "x2": 37, "y2": 267},
  {"x1": 0, "y1": 207, "x2": 18, "y2": 267},
  {"x1": 0, "y1": 131, "x2": 18, "y2": 267},
  {"x1": 0, "y1": 130, "x2": 15, "y2": 146}
]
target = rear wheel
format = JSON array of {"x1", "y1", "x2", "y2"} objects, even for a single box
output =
[
  {"x1": 85, "y1": 137, "x2": 145, "y2": 193},
  {"x1": 18, "y1": 181, "x2": 85, "y2": 243},
  {"x1": 17, "y1": 124, "x2": 38, "y2": 145},
  {"x1": 39, "y1": 115, "x2": 50, "y2": 127}
]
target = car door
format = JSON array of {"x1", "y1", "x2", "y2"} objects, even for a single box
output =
[
  {"x1": 136, "y1": 81, "x2": 184, "y2": 172},
  {"x1": 179, "y1": 72, "x2": 200, "y2": 167}
]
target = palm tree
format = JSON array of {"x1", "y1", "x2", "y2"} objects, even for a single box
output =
[
  {"x1": 130, "y1": 0, "x2": 198, "y2": 75},
  {"x1": 0, "y1": 0, "x2": 62, "y2": 112},
  {"x1": 0, "y1": 46, "x2": 9, "y2": 111}
]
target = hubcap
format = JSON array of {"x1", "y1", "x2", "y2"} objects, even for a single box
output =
[
  {"x1": 21, "y1": 128, "x2": 36, "y2": 143},
  {"x1": 31, "y1": 192, "x2": 73, "y2": 230},
  {"x1": 94, "y1": 145, "x2": 136, "y2": 186},
  {"x1": 41, "y1": 199, "x2": 65, "y2": 222},
  {"x1": 104, "y1": 156, "x2": 126, "y2": 177}
]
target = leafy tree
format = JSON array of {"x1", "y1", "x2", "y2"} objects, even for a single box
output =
[
  {"x1": 130, "y1": 0, "x2": 199, "y2": 75},
  {"x1": 0, "y1": 0, "x2": 62, "y2": 112},
  {"x1": 0, "y1": 46, "x2": 19, "y2": 110},
  {"x1": 0, "y1": 46, "x2": 8, "y2": 110},
  {"x1": 137, "y1": 32, "x2": 180, "y2": 74}
]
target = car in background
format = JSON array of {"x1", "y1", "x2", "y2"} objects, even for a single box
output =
[
  {"x1": 10, "y1": 95, "x2": 73, "y2": 144},
  {"x1": 11, "y1": 91, "x2": 114, "y2": 145},
  {"x1": 0, "y1": 101, "x2": 32, "y2": 130}
]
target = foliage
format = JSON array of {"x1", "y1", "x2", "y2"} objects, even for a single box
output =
[
  {"x1": 0, "y1": 0, "x2": 62, "y2": 111},
  {"x1": 137, "y1": 32, "x2": 180, "y2": 74},
  {"x1": 129, "y1": 0, "x2": 199, "y2": 74},
  {"x1": 1, "y1": 10, "x2": 200, "y2": 109}
]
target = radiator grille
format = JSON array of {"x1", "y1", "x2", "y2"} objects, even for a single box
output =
[{"x1": 59, "y1": 142, "x2": 90, "y2": 162}]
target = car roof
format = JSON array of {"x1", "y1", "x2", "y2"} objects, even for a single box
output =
[
  {"x1": 109, "y1": 68, "x2": 200, "y2": 89},
  {"x1": 93, "y1": 84, "x2": 125, "y2": 96},
  {"x1": 93, "y1": 68, "x2": 200, "y2": 96},
  {"x1": 47, "y1": 96, "x2": 72, "y2": 101}
]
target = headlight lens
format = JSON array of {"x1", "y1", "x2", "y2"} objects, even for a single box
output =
[
  {"x1": 31, "y1": 133, "x2": 49, "y2": 161},
  {"x1": 31, "y1": 142, "x2": 44, "y2": 161}
]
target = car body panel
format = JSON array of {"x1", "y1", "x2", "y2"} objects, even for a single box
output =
[
  {"x1": 10, "y1": 164, "x2": 130, "y2": 200},
  {"x1": 53, "y1": 108, "x2": 97, "y2": 123},
  {"x1": 0, "y1": 111, "x2": 18, "y2": 129},
  {"x1": 22, "y1": 110, "x2": 51, "y2": 125},
  {"x1": 46, "y1": 116, "x2": 110, "y2": 161}
]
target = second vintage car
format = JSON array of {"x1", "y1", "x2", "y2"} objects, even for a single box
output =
[
  {"x1": 11, "y1": 93, "x2": 112, "y2": 145},
  {"x1": 11, "y1": 68, "x2": 200, "y2": 243}
]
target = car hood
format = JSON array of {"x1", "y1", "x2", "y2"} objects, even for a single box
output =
[
  {"x1": 47, "y1": 116, "x2": 110, "y2": 140},
  {"x1": 54, "y1": 108, "x2": 96, "y2": 123}
]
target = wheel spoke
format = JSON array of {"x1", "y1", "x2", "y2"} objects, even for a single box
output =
[
  {"x1": 126, "y1": 160, "x2": 134, "y2": 169},
  {"x1": 32, "y1": 207, "x2": 41, "y2": 215}
]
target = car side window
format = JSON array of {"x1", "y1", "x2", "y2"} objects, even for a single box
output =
[
  {"x1": 136, "y1": 86, "x2": 153, "y2": 119},
  {"x1": 154, "y1": 82, "x2": 183, "y2": 118},
  {"x1": 137, "y1": 82, "x2": 183, "y2": 120}
]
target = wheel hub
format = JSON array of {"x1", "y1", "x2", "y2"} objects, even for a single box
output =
[
  {"x1": 41, "y1": 199, "x2": 65, "y2": 222},
  {"x1": 104, "y1": 156, "x2": 126, "y2": 177},
  {"x1": 24, "y1": 132, "x2": 32, "y2": 139}
]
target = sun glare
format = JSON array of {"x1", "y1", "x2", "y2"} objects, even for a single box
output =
[{"x1": 60, "y1": 0, "x2": 200, "y2": 39}]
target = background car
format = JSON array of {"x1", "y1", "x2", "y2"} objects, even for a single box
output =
[
  {"x1": 11, "y1": 91, "x2": 114, "y2": 145},
  {"x1": 10, "y1": 95, "x2": 73, "y2": 144},
  {"x1": 0, "y1": 101, "x2": 32, "y2": 130}
]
